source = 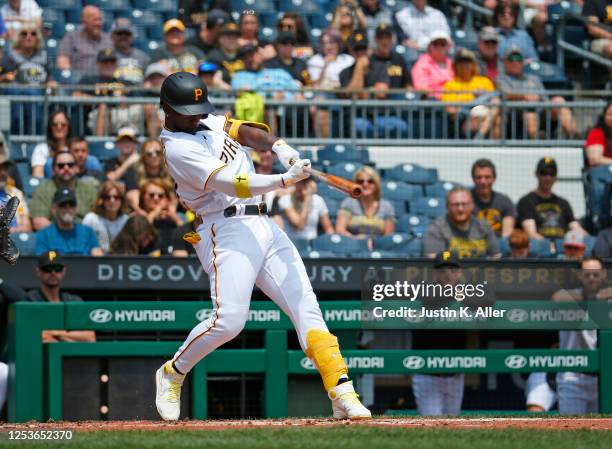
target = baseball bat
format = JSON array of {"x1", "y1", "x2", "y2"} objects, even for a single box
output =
[{"x1": 305, "y1": 166, "x2": 362, "y2": 198}]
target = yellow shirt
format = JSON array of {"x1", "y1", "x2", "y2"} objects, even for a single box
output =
[{"x1": 441, "y1": 76, "x2": 495, "y2": 103}]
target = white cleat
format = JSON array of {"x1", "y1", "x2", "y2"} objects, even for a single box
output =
[
  {"x1": 328, "y1": 380, "x2": 372, "y2": 420},
  {"x1": 155, "y1": 361, "x2": 185, "y2": 421}
]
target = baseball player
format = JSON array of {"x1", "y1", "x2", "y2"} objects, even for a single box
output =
[{"x1": 155, "y1": 72, "x2": 371, "y2": 421}]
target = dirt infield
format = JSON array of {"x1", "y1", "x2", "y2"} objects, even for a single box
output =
[{"x1": 3, "y1": 418, "x2": 612, "y2": 432}]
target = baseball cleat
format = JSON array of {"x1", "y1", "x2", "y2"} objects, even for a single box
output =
[
  {"x1": 328, "y1": 380, "x2": 372, "y2": 420},
  {"x1": 155, "y1": 361, "x2": 185, "y2": 421}
]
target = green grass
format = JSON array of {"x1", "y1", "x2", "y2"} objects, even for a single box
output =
[{"x1": 1, "y1": 428, "x2": 611, "y2": 449}]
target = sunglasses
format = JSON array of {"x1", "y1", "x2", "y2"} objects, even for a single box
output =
[
  {"x1": 538, "y1": 171, "x2": 556, "y2": 177},
  {"x1": 483, "y1": 40, "x2": 498, "y2": 45},
  {"x1": 41, "y1": 265, "x2": 64, "y2": 273},
  {"x1": 432, "y1": 40, "x2": 448, "y2": 47},
  {"x1": 356, "y1": 179, "x2": 375, "y2": 185},
  {"x1": 280, "y1": 23, "x2": 295, "y2": 30},
  {"x1": 115, "y1": 31, "x2": 132, "y2": 37},
  {"x1": 55, "y1": 162, "x2": 76, "y2": 169},
  {"x1": 52, "y1": 121, "x2": 68, "y2": 128},
  {"x1": 103, "y1": 194, "x2": 121, "y2": 200},
  {"x1": 59, "y1": 201, "x2": 77, "y2": 208},
  {"x1": 20, "y1": 30, "x2": 37, "y2": 37},
  {"x1": 144, "y1": 150, "x2": 161, "y2": 157},
  {"x1": 506, "y1": 55, "x2": 523, "y2": 62},
  {"x1": 147, "y1": 192, "x2": 166, "y2": 199}
]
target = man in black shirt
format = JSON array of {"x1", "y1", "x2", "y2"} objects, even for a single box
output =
[
  {"x1": 263, "y1": 32, "x2": 311, "y2": 87},
  {"x1": 104, "y1": 125, "x2": 139, "y2": 187},
  {"x1": 185, "y1": 9, "x2": 230, "y2": 55},
  {"x1": 517, "y1": 157, "x2": 586, "y2": 240},
  {"x1": 582, "y1": 0, "x2": 612, "y2": 59},
  {"x1": 207, "y1": 22, "x2": 244, "y2": 84},
  {"x1": 370, "y1": 23, "x2": 412, "y2": 89}
]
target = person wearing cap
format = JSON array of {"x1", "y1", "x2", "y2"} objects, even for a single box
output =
[
  {"x1": 560, "y1": 229, "x2": 587, "y2": 259},
  {"x1": 150, "y1": 19, "x2": 204, "y2": 75},
  {"x1": 207, "y1": 22, "x2": 245, "y2": 84},
  {"x1": 423, "y1": 187, "x2": 501, "y2": 258},
  {"x1": 34, "y1": 187, "x2": 102, "y2": 256},
  {"x1": 330, "y1": 1, "x2": 368, "y2": 50},
  {"x1": 410, "y1": 31, "x2": 453, "y2": 97},
  {"x1": 394, "y1": 0, "x2": 450, "y2": 51},
  {"x1": 497, "y1": 46, "x2": 577, "y2": 139},
  {"x1": 371, "y1": 23, "x2": 411, "y2": 89},
  {"x1": 110, "y1": 17, "x2": 149, "y2": 84},
  {"x1": 583, "y1": 0, "x2": 612, "y2": 60},
  {"x1": 508, "y1": 228, "x2": 530, "y2": 257},
  {"x1": 517, "y1": 157, "x2": 586, "y2": 241},
  {"x1": 30, "y1": 151, "x2": 98, "y2": 231},
  {"x1": 56, "y1": 5, "x2": 112, "y2": 77},
  {"x1": 476, "y1": 27, "x2": 503, "y2": 83},
  {"x1": 263, "y1": 32, "x2": 311, "y2": 87},
  {"x1": 105, "y1": 125, "x2": 140, "y2": 185},
  {"x1": 441, "y1": 48, "x2": 497, "y2": 138},
  {"x1": 77, "y1": 47, "x2": 121, "y2": 87},
  {"x1": 494, "y1": 2, "x2": 538, "y2": 63},
  {"x1": 237, "y1": 10, "x2": 275, "y2": 60},
  {"x1": 360, "y1": 0, "x2": 393, "y2": 43},
  {"x1": 198, "y1": 61, "x2": 230, "y2": 93},
  {"x1": 186, "y1": 8, "x2": 229, "y2": 55},
  {"x1": 0, "y1": 153, "x2": 30, "y2": 233},
  {"x1": 27, "y1": 251, "x2": 96, "y2": 343}
]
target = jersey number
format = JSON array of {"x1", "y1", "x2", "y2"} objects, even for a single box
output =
[{"x1": 220, "y1": 137, "x2": 240, "y2": 164}]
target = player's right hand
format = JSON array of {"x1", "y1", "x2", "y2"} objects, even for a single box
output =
[{"x1": 284, "y1": 159, "x2": 311, "y2": 185}]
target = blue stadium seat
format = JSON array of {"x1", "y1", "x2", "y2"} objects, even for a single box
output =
[
  {"x1": 308, "y1": 12, "x2": 331, "y2": 30},
  {"x1": 230, "y1": 0, "x2": 276, "y2": 13},
  {"x1": 424, "y1": 181, "x2": 460, "y2": 198},
  {"x1": 410, "y1": 197, "x2": 446, "y2": 218},
  {"x1": 453, "y1": 29, "x2": 478, "y2": 51},
  {"x1": 353, "y1": 250, "x2": 401, "y2": 259},
  {"x1": 43, "y1": 9, "x2": 66, "y2": 39},
  {"x1": 317, "y1": 181, "x2": 347, "y2": 201},
  {"x1": 554, "y1": 235, "x2": 596, "y2": 257},
  {"x1": 529, "y1": 238, "x2": 555, "y2": 258},
  {"x1": 397, "y1": 214, "x2": 431, "y2": 238},
  {"x1": 311, "y1": 234, "x2": 369, "y2": 256},
  {"x1": 146, "y1": 25, "x2": 164, "y2": 41},
  {"x1": 524, "y1": 61, "x2": 571, "y2": 90},
  {"x1": 317, "y1": 144, "x2": 369, "y2": 165},
  {"x1": 389, "y1": 200, "x2": 408, "y2": 215},
  {"x1": 13, "y1": 232, "x2": 37, "y2": 256},
  {"x1": 386, "y1": 163, "x2": 438, "y2": 185},
  {"x1": 88, "y1": 141, "x2": 118, "y2": 161},
  {"x1": 547, "y1": 1, "x2": 581, "y2": 22},
  {"x1": 325, "y1": 198, "x2": 340, "y2": 219},
  {"x1": 499, "y1": 237, "x2": 511, "y2": 256},
  {"x1": 372, "y1": 233, "x2": 412, "y2": 251},
  {"x1": 292, "y1": 238, "x2": 311, "y2": 254},
  {"x1": 64, "y1": 9, "x2": 81, "y2": 24},
  {"x1": 302, "y1": 249, "x2": 339, "y2": 258},
  {"x1": 382, "y1": 180, "x2": 423, "y2": 202},
  {"x1": 46, "y1": 0, "x2": 81, "y2": 9},
  {"x1": 260, "y1": 12, "x2": 283, "y2": 28},
  {"x1": 133, "y1": 0, "x2": 175, "y2": 12},
  {"x1": 279, "y1": 0, "x2": 322, "y2": 13},
  {"x1": 86, "y1": 0, "x2": 130, "y2": 12},
  {"x1": 130, "y1": 10, "x2": 162, "y2": 28},
  {"x1": 53, "y1": 68, "x2": 80, "y2": 85},
  {"x1": 326, "y1": 162, "x2": 363, "y2": 180}
]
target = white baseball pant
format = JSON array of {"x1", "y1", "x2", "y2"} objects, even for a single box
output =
[
  {"x1": 172, "y1": 214, "x2": 328, "y2": 374},
  {"x1": 556, "y1": 372, "x2": 599, "y2": 415},
  {"x1": 412, "y1": 373, "x2": 464, "y2": 416},
  {"x1": 0, "y1": 362, "x2": 8, "y2": 412},
  {"x1": 525, "y1": 372, "x2": 557, "y2": 411}
]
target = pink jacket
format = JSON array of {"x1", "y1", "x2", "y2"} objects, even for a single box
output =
[{"x1": 411, "y1": 53, "x2": 453, "y2": 97}]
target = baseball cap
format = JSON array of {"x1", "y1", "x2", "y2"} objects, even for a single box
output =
[
  {"x1": 454, "y1": 48, "x2": 477, "y2": 63},
  {"x1": 238, "y1": 44, "x2": 258, "y2": 58},
  {"x1": 219, "y1": 22, "x2": 240, "y2": 36},
  {"x1": 144, "y1": 62, "x2": 168, "y2": 79},
  {"x1": 348, "y1": 31, "x2": 369, "y2": 52},
  {"x1": 428, "y1": 30, "x2": 452, "y2": 46},
  {"x1": 198, "y1": 61, "x2": 219, "y2": 73},
  {"x1": 433, "y1": 251, "x2": 461, "y2": 269},
  {"x1": 536, "y1": 157, "x2": 557, "y2": 175},
  {"x1": 276, "y1": 31, "x2": 297, "y2": 45},
  {"x1": 38, "y1": 251, "x2": 65, "y2": 269},
  {"x1": 53, "y1": 187, "x2": 77, "y2": 206},
  {"x1": 563, "y1": 229, "x2": 586, "y2": 249},
  {"x1": 97, "y1": 48, "x2": 117, "y2": 63},
  {"x1": 111, "y1": 17, "x2": 133, "y2": 34},
  {"x1": 116, "y1": 125, "x2": 139, "y2": 142},
  {"x1": 206, "y1": 9, "x2": 230, "y2": 28},
  {"x1": 504, "y1": 46, "x2": 524, "y2": 60},
  {"x1": 375, "y1": 23, "x2": 393, "y2": 38},
  {"x1": 163, "y1": 19, "x2": 186, "y2": 34},
  {"x1": 479, "y1": 26, "x2": 499, "y2": 42}
]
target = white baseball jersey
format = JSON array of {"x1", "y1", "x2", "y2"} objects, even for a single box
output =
[{"x1": 160, "y1": 114, "x2": 259, "y2": 216}]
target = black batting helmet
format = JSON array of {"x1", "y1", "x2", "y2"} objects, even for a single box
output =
[{"x1": 160, "y1": 72, "x2": 214, "y2": 115}]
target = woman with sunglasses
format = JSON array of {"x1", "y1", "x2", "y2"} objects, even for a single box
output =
[
  {"x1": 336, "y1": 166, "x2": 395, "y2": 245},
  {"x1": 82, "y1": 180, "x2": 130, "y2": 254},
  {"x1": 0, "y1": 23, "x2": 49, "y2": 85},
  {"x1": 330, "y1": 1, "x2": 367, "y2": 51},
  {"x1": 411, "y1": 31, "x2": 454, "y2": 98},
  {"x1": 276, "y1": 13, "x2": 313, "y2": 60},
  {"x1": 237, "y1": 10, "x2": 275, "y2": 61},
  {"x1": 494, "y1": 1, "x2": 538, "y2": 63},
  {"x1": 109, "y1": 214, "x2": 161, "y2": 256},
  {"x1": 30, "y1": 110, "x2": 71, "y2": 178},
  {"x1": 138, "y1": 178, "x2": 182, "y2": 255}
]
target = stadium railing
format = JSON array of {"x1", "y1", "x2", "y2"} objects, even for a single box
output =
[{"x1": 8, "y1": 300, "x2": 612, "y2": 422}]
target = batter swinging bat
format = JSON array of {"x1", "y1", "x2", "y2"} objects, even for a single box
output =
[{"x1": 289, "y1": 158, "x2": 362, "y2": 198}]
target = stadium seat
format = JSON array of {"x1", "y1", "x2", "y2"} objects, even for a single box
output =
[
  {"x1": 410, "y1": 197, "x2": 446, "y2": 218},
  {"x1": 317, "y1": 144, "x2": 369, "y2": 165},
  {"x1": 47, "y1": 0, "x2": 81, "y2": 9},
  {"x1": 529, "y1": 238, "x2": 555, "y2": 258},
  {"x1": 353, "y1": 250, "x2": 401, "y2": 259},
  {"x1": 324, "y1": 198, "x2": 340, "y2": 219},
  {"x1": 230, "y1": 0, "x2": 277, "y2": 13},
  {"x1": 86, "y1": 0, "x2": 130, "y2": 12},
  {"x1": 499, "y1": 237, "x2": 511, "y2": 256},
  {"x1": 302, "y1": 249, "x2": 339, "y2": 258},
  {"x1": 133, "y1": 0, "x2": 175, "y2": 12},
  {"x1": 547, "y1": 1, "x2": 581, "y2": 22},
  {"x1": 13, "y1": 232, "x2": 37, "y2": 256},
  {"x1": 42, "y1": 9, "x2": 66, "y2": 39},
  {"x1": 382, "y1": 181, "x2": 423, "y2": 202},
  {"x1": 524, "y1": 61, "x2": 571, "y2": 90},
  {"x1": 317, "y1": 181, "x2": 347, "y2": 201},
  {"x1": 424, "y1": 181, "x2": 460, "y2": 198},
  {"x1": 372, "y1": 233, "x2": 412, "y2": 251},
  {"x1": 397, "y1": 214, "x2": 431, "y2": 238},
  {"x1": 389, "y1": 200, "x2": 408, "y2": 215},
  {"x1": 88, "y1": 141, "x2": 118, "y2": 161},
  {"x1": 292, "y1": 238, "x2": 311, "y2": 254},
  {"x1": 326, "y1": 162, "x2": 363, "y2": 180},
  {"x1": 130, "y1": 10, "x2": 162, "y2": 28},
  {"x1": 53, "y1": 68, "x2": 80, "y2": 85},
  {"x1": 146, "y1": 25, "x2": 164, "y2": 41},
  {"x1": 453, "y1": 29, "x2": 478, "y2": 51},
  {"x1": 386, "y1": 163, "x2": 438, "y2": 185},
  {"x1": 308, "y1": 12, "x2": 331, "y2": 30},
  {"x1": 554, "y1": 235, "x2": 596, "y2": 257},
  {"x1": 279, "y1": 0, "x2": 322, "y2": 13},
  {"x1": 311, "y1": 234, "x2": 369, "y2": 256}
]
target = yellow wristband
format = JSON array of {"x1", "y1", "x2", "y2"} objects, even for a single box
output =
[{"x1": 234, "y1": 173, "x2": 252, "y2": 198}]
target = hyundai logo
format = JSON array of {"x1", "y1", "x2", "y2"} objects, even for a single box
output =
[
  {"x1": 403, "y1": 356, "x2": 426, "y2": 370},
  {"x1": 89, "y1": 309, "x2": 113, "y2": 323},
  {"x1": 504, "y1": 355, "x2": 527, "y2": 369},
  {"x1": 196, "y1": 309, "x2": 214, "y2": 322},
  {"x1": 507, "y1": 309, "x2": 529, "y2": 323},
  {"x1": 300, "y1": 357, "x2": 316, "y2": 370}
]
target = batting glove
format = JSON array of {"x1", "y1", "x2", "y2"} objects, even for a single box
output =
[
  {"x1": 283, "y1": 158, "x2": 311, "y2": 186},
  {"x1": 272, "y1": 139, "x2": 300, "y2": 170}
]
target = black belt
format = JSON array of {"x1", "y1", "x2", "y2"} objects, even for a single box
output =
[{"x1": 223, "y1": 203, "x2": 267, "y2": 218}]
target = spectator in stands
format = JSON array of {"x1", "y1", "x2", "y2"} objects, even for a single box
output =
[
  {"x1": 279, "y1": 178, "x2": 334, "y2": 241},
  {"x1": 197, "y1": 61, "x2": 230, "y2": 92},
  {"x1": 360, "y1": 0, "x2": 393, "y2": 43},
  {"x1": 423, "y1": 187, "x2": 501, "y2": 258},
  {"x1": 552, "y1": 256, "x2": 610, "y2": 414},
  {"x1": 525, "y1": 371, "x2": 557, "y2": 412},
  {"x1": 263, "y1": 32, "x2": 312, "y2": 87},
  {"x1": 308, "y1": 28, "x2": 355, "y2": 137},
  {"x1": 441, "y1": 48, "x2": 498, "y2": 138},
  {"x1": 34, "y1": 187, "x2": 102, "y2": 256},
  {"x1": 476, "y1": 27, "x2": 503, "y2": 84},
  {"x1": 470, "y1": 159, "x2": 515, "y2": 237},
  {"x1": 593, "y1": 222, "x2": 612, "y2": 258},
  {"x1": 509, "y1": 228, "x2": 530, "y2": 257},
  {"x1": 110, "y1": 18, "x2": 149, "y2": 85},
  {"x1": 336, "y1": 166, "x2": 395, "y2": 243},
  {"x1": 331, "y1": 0, "x2": 368, "y2": 49},
  {"x1": 150, "y1": 19, "x2": 204, "y2": 75},
  {"x1": 143, "y1": 63, "x2": 169, "y2": 137},
  {"x1": 584, "y1": 103, "x2": 612, "y2": 167},
  {"x1": 109, "y1": 214, "x2": 160, "y2": 256},
  {"x1": 394, "y1": 0, "x2": 450, "y2": 52},
  {"x1": 138, "y1": 179, "x2": 181, "y2": 255},
  {"x1": 276, "y1": 13, "x2": 313, "y2": 60},
  {"x1": 207, "y1": 22, "x2": 244, "y2": 84},
  {"x1": 178, "y1": 0, "x2": 230, "y2": 29},
  {"x1": 0, "y1": 153, "x2": 30, "y2": 233},
  {"x1": 517, "y1": 157, "x2": 586, "y2": 240},
  {"x1": 238, "y1": 10, "x2": 275, "y2": 60},
  {"x1": 0, "y1": 22, "x2": 49, "y2": 85},
  {"x1": 582, "y1": 0, "x2": 612, "y2": 60},
  {"x1": 186, "y1": 9, "x2": 229, "y2": 54},
  {"x1": 56, "y1": 5, "x2": 112, "y2": 77},
  {"x1": 522, "y1": 0, "x2": 554, "y2": 54},
  {"x1": 411, "y1": 31, "x2": 453, "y2": 97},
  {"x1": 497, "y1": 47, "x2": 577, "y2": 139},
  {"x1": 171, "y1": 212, "x2": 199, "y2": 257},
  {"x1": 31, "y1": 111, "x2": 71, "y2": 178},
  {"x1": 126, "y1": 138, "x2": 173, "y2": 215},
  {"x1": 0, "y1": 0, "x2": 41, "y2": 40},
  {"x1": 105, "y1": 125, "x2": 140, "y2": 185},
  {"x1": 30, "y1": 151, "x2": 98, "y2": 231},
  {"x1": 494, "y1": 2, "x2": 538, "y2": 62},
  {"x1": 371, "y1": 23, "x2": 412, "y2": 89},
  {"x1": 82, "y1": 180, "x2": 129, "y2": 254},
  {"x1": 27, "y1": 251, "x2": 96, "y2": 343},
  {"x1": 561, "y1": 229, "x2": 587, "y2": 259},
  {"x1": 67, "y1": 137, "x2": 105, "y2": 184}
]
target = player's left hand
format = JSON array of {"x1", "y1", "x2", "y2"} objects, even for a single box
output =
[{"x1": 272, "y1": 139, "x2": 300, "y2": 170}]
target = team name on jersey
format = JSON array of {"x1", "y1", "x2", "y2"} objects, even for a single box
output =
[{"x1": 220, "y1": 135, "x2": 241, "y2": 164}]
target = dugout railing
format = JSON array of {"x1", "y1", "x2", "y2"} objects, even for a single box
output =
[{"x1": 7, "y1": 300, "x2": 612, "y2": 422}]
